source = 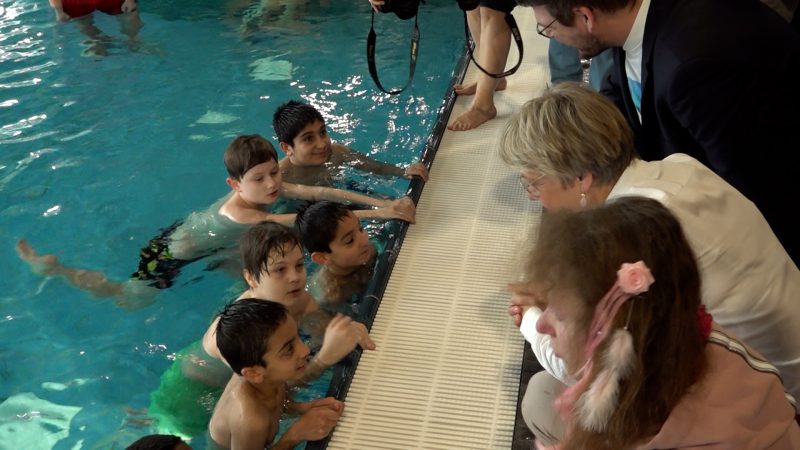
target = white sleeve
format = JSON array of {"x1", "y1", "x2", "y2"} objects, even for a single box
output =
[{"x1": 519, "y1": 306, "x2": 570, "y2": 384}]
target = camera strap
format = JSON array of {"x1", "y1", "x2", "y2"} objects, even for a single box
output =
[
  {"x1": 463, "y1": 12, "x2": 523, "y2": 78},
  {"x1": 366, "y1": 10, "x2": 419, "y2": 95}
]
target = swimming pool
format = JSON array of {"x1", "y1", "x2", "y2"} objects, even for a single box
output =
[{"x1": 0, "y1": 1, "x2": 464, "y2": 448}]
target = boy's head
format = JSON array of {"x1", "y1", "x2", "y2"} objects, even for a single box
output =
[
  {"x1": 272, "y1": 100, "x2": 332, "y2": 166},
  {"x1": 224, "y1": 135, "x2": 282, "y2": 205},
  {"x1": 240, "y1": 221, "x2": 307, "y2": 303},
  {"x1": 224, "y1": 134, "x2": 279, "y2": 179},
  {"x1": 295, "y1": 201, "x2": 373, "y2": 269},
  {"x1": 126, "y1": 434, "x2": 191, "y2": 450},
  {"x1": 215, "y1": 299, "x2": 309, "y2": 383}
]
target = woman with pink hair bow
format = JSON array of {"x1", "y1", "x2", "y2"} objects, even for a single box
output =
[{"x1": 519, "y1": 196, "x2": 799, "y2": 449}]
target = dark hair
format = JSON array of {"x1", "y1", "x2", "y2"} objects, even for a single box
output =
[
  {"x1": 215, "y1": 299, "x2": 290, "y2": 375},
  {"x1": 126, "y1": 434, "x2": 185, "y2": 450},
  {"x1": 294, "y1": 201, "x2": 352, "y2": 253},
  {"x1": 516, "y1": 0, "x2": 634, "y2": 26},
  {"x1": 528, "y1": 196, "x2": 706, "y2": 449},
  {"x1": 272, "y1": 100, "x2": 325, "y2": 145},
  {"x1": 223, "y1": 134, "x2": 279, "y2": 180},
  {"x1": 240, "y1": 221, "x2": 302, "y2": 283}
]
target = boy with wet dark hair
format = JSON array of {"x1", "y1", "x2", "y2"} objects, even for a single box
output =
[
  {"x1": 273, "y1": 100, "x2": 429, "y2": 186},
  {"x1": 202, "y1": 221, "x2": 375, "y2": 384},
  {"x1": 295, "y1": 201, "x2": 379, "y2": 307},
  {"x1": 209, "y1": 299, "x2": 344, "y2": 450},
  {"x1": 17, "y1": 134, "x2": 415, "y2": 309},
  {"x1": 126, "y1": 434, "x2": 191, "y2": 450}
]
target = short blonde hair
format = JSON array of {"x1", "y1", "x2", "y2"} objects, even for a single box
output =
[{"x1": 498, "y1": 82, "x2": 635, "y2": 186}]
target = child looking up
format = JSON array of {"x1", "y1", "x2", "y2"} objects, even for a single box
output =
[
  {"x1": 147, "y1": 222, "x2": 373, "y2": 439},
  {"x1": 273, "y1": 100, "x2": 429, "y2": 187},
  {"x1": 295, "y1": 201, "x2": 378, "y2": 308},
  {"x1": 202, "y1": 221, "x2": 375, "y2": 384},
  {"x1": 209, "y1": 299, "x2": 344, "y2": 450},
  {"x1": 16, "y1": 134, "x2": 415, "y2": 309}
]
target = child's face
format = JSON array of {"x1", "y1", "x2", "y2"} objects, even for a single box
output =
[
  {"x1": 260, "y1": 315, "x2": 311, "y2": 383},
  {"x1": 326, "y1": 212, "x2": 374, "y2": 269},
  {"x1": 232, "y1": 159, "x2": 282, "y2": 205},
  {"x1": 246, "y1": 243, "x2": 307, "y2": 304},
  {"x1": 284, "y1": 120, "x2": 332, "y2": 166}
]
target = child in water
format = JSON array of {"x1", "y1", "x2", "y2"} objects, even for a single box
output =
[
  {"x1": 273, "y1": 100, "x2": 429, "y2": 187},
  {"x1": 147, "y1": 221, "x2": 374, "y2": 439},
  {"x1": 16, "y1": 134, "x2": 415, "y2": 310},
  {"x1": 209, "y1": 299, "x2": 345, "y2": 450},
  {"x1": 296, "y1": 201, "x2": 380, "y2": 308}
]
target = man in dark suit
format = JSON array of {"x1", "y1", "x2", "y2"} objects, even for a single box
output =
[{"x1": 517, "y1": 0, "x2": 800, "y2": 265}]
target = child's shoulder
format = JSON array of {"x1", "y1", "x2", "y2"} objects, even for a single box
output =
[{"x1": 329, "y1": 143, "x2": 354, "y2": 163}]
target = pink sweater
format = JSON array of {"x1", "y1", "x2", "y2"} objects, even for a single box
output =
[{"x1": 538, "y1": 325, "x2": 800, "y2": 449}]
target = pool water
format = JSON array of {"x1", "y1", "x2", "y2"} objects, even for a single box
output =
[{"x1": 0, "y1": 1, "x2": 463, "y2": 448}]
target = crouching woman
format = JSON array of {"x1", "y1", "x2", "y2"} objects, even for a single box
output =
[{"x1": 520, "y1": 196, "x2": 800, "y2": 449}]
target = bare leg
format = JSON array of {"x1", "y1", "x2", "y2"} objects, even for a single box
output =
[
  {"x1": 119, "y1": 10, "x2": 143, "y2": 52},
  {"x1": 454, "y1": 10, "x2": 507, "y2": 96},
  {"x1": 16, "y1": 240, "x2": 124, "y2": 298},
  {"x1": 74, "y1": 15, "x2": 111, "y2": 57},
  {"x1": 448, "y1": 6, "x2": 511, "y2": 132}
]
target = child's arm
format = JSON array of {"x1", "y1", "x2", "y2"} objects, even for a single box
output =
[
  {"x1": 352, "y1": 197, "x2": 416, "y2": 223},
  {"x1": 336, "y1": 145, "x2": 429, "y2": 181},
  {"x1": 289, "y1": 314, "x2": 375, "y2": 387},
  {"x1": 281, "y1": 183, "x2": 416, "y2": 222},
  {"x1": 272, "y1": 398, "x2": 344, "y2": 450},
  {"x1": 229, "y1": 414, "x2": 275, "y2": 450}
]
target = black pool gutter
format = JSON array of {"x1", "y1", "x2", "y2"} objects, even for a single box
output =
[{"x1": 305, "y1": 42, "x2": 472, "y2": 450}]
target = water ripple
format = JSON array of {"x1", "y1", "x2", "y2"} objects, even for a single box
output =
[
  {"x1": 0, "y1": 77, "x2": 42, "y2": 89},
  {"x1": 0, "y1": 61, "x2": 55, "y2": 80}
]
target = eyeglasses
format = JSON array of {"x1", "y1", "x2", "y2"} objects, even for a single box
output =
[
  {"x1": 519, "y1": 173, "x2": 548, "y2": 197},
  {"x1": 536, "y1": 18, "x2": 558, "y2": 38}
]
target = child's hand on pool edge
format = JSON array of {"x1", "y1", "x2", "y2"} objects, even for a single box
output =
[
  {"x1": 404, "y1": 162, "x2": 429, "y2": 182},
  {"x1": 378, "y1": 197, "x2": 416, "y2": 223},
  {"x1": 283, "y1": 398, "x2": 344, "y2": 443},
  {"x1": 317, "y1": 314, "x2": 376, "y2": 366}
]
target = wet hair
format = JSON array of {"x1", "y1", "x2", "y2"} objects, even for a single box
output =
[
  {"x1": 126, "y1": 434, "x2": 185, "y2": 450},
  {"x1": 515, "y1": 0, "x2": 634, "y2": 25},
  {"x1": 240, "y1": 221, "x2": 302, "y2": 283},
  {"x1": 272, "y1": 100, "x2": 325, "y2": 145},
  {"x1": 295, "y1": 201, "x2": 352, "y2": 253},
  {"x1": 223, "y1": 134, "x2": 279, "y2": 180},
  {"x1": 215, "y1": 299, "x2": 290, "y2": 375},
  {"x1": 526, "y1": 196, "x2": 706, "y2": 450},
  {"x1": 499, "y1": 82, "x2": 634, "y2": 187}
]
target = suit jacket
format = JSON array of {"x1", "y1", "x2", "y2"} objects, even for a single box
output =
[{"x1": 601, "y1": 0, "x2": 800, "y2": 265}]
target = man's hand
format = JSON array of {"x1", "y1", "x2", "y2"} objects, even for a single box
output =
[
  {"x1": 317, "y1": 314, "x2": 376, "y2": 366},
  {"x1": 404, "y1": 163, "x2": 429, "y2": 182}
]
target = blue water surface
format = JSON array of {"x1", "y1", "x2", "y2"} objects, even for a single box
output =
[{"x1": 0, "y1": 1, "x2": 463, "y2": 448}]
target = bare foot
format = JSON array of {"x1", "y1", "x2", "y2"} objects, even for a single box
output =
[
  {"x1": 454, "y1": 78, "x2": 507, "y2": 96},
  {"x1": 447, "y1": 105, "x2": 497, "y2": 131},
  {"x1": 16, "y1": 240, "x2": 60, "y2": 276}
]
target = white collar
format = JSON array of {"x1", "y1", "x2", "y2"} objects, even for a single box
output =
[{"x1": 623, "y1": 0, "x2": 651, "y2": 52}]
